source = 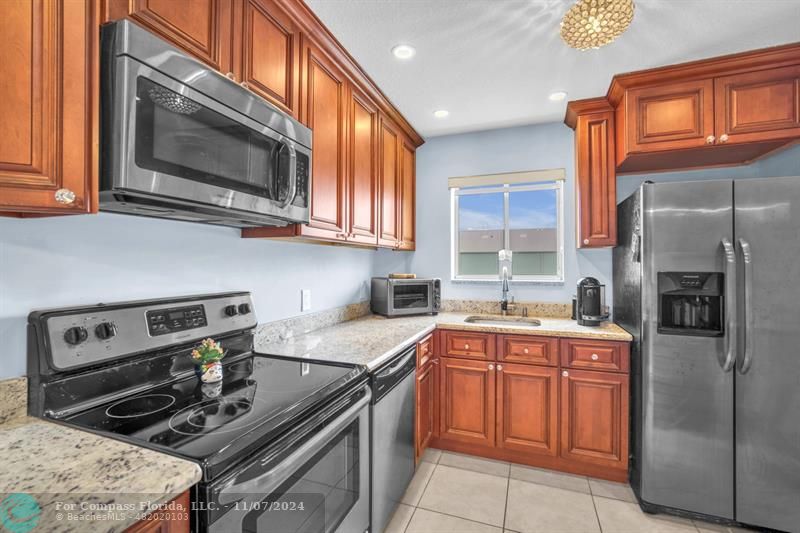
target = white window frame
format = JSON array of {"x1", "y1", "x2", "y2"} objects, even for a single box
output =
[{"x1": 450, "y1": 181, "x2": 564, "y2": 283}]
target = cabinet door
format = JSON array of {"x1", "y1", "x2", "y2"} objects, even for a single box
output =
[
  {"x1": 497, "y1": 363, "x2": 558, "y2": 456},
  {"x1": 440, "y1": 331, "x2": 495, "y2": 361},
  {"x1": 377, "y1": 117, "x2": 400, "y2": 247},
  {"x1": 561, "y1": 369, "x2": 628, "y2": 470},
  {"x1": 576, "y1": 110, "x2": 616, "y2": 247},
  {"x1": 416, "y1": 360, "x2": 436, "y2": 461},
  {"x1": 497, "y1": 335, "x2": 558, "y2": 366},
  {"x1": 439, "y1": 357, "x2": 495, "y2": 447},
  {"x1": 347, "y1": 86, "x2": 379, "y2": 245},
  {"x1": 714, "y1": 65, "x2": 800, "y2": 145},
  {"x1": 126, "y1": 491, "x2": 190, "y2": 532},
  {"x1": 0, "y1": 0, "x2": 97, "y2": 214},
  {"x1": 239, "y1": 0, "x2": 299, "y2": 115},
  {"x1": 105, "y1": 0, "x2": 233, "y2": 73},
  {"x1": 300, "y1": 39, "x2": 347, "y2": 239},
  {"x1": 398, "y1": 140, "x2": 416, "y2": 250},
  {"x1": 626, "y1": 79, "x2": 715, "y2": 153}
]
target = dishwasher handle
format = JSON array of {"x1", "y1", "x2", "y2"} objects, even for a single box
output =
[{"x1": 373, "y1": 346, "x2": 416, "y2": 402}]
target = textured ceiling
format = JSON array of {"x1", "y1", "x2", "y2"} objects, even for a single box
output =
[{"x1": 305, "y1": 0, "x2": 800, "y2": 138}]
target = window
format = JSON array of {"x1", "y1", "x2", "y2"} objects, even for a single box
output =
[{"x1": 450, "y1": 171, "x2": 564, "y2": 282}]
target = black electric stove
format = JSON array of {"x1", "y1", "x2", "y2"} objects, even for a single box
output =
[{"x1": 26, "y1": 292, "x2": 368, "y2": 483}]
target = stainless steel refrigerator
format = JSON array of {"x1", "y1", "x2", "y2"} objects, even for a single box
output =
[{"x1": 614, "y1": 178, "x2": 800, "y2": 532}]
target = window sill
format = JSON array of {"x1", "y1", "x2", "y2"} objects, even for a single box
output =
[{"x1": 451, "y1": 278, "x2": 565, "y2": 285}]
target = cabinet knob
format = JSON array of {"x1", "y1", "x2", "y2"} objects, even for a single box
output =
[
  {"x1": 225, "y1": 72, "x2": 236, "y2": 80},
  {"x1": 488, "y1": 364, "x2": 494, "y2": 370},
  {"x1": 562, "y1": 370, "x2": 569, "y2": 377},
  {"x1": 706, "y1": 135, "x2": 716, "y2": 144},
  {"x1": 583, "y1": 239, "x2": 590, "y2": 245},
  {"x1": 464, "y1": 344, "x2": 470, "y2": 350},
  {"x1": 240, "y1": 81, "x2": 250, "y2": 89},
  {"x1": 523, "y1": 348, "x2": 529, "y2": 354},
  {"x1": 497, "y1": 365, "x2": 503, "y2": 371},
  {"x1": 54, "y1": 188, "x2": 76, "y2": 205},
  {"x1": 719, "y1": 133, "x2": 729, "y2": 143},
  {"x1": 591, "y1": 353, "x2": 599, "y2": 360}
]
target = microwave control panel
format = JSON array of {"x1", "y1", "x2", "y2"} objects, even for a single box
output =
[{"x1": 146, "y1": 305, "x2": 207, "y2": 336}]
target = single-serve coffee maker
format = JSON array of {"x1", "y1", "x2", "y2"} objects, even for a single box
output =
[{"x1": 572, "y1": 277, "x2": 610, "y2": 326}]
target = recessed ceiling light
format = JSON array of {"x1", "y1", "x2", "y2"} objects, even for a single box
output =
[
  {"x1": 391, "y1": 44, "x2": 416, "y2": 60},
  {"x1": 433, "y1": 109, "x2": 449, "y2": 118},
  {"x1": 549, "y1": 91, "x2": 568, "y2": 102}
]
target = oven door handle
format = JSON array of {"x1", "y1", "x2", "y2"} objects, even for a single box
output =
[{"x1": 218, "y1": 386, "x2": 371, "y2": 503}]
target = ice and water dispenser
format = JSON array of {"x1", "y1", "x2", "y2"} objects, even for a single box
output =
[{"x1": 657, "y1": 272, "x2": 724, "y2": 336}]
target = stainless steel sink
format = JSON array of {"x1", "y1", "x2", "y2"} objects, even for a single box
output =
[{"x1": 464, "y1": 315, "x2": 542, "y2": 327}]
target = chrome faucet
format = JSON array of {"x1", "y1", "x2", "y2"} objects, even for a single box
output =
[{"x1": 500, "y1": 266, "x2": 514, "y2": 315}]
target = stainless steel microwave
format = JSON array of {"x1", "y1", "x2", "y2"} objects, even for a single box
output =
[
  {"x1": 371, "y1": 278, "x2": 441, "y2": 317},
  {"x1": 99, "y1": 20, "x2": 312, "y2": 227}
]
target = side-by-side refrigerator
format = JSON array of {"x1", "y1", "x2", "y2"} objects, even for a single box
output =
[{"x1": 613, "y1": 178, "x2": 800, "y2": 532}]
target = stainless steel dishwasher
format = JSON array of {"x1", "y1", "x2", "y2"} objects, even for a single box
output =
[{"x1": 370, "y1": 344, "x2": 417, "y2": 533}]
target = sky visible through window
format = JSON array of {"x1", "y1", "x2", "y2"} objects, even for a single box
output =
[{"x1": 459, "y1": 189, "x2": 557, "y2": 231}]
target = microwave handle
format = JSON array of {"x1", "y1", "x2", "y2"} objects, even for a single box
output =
[
  {"x1": 218, "y1": 385, "x2": 370, "y2": 504},
  {"x1": 280, "y1": 142, "x2": 298, "y2": 208}
]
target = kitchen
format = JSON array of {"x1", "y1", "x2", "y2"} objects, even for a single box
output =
[{"x1": 1, "y1": 1, "x2": 799, "y2": 532}]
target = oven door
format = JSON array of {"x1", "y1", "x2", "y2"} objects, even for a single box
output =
[
  {"x1": 104, "y1": 55, "x2": 310, "y2": 224},
  {"x1": 203, "y1": 386, "x2": 371, "y2": 533},
  {"x1": 389, "y1": 281, "x2": 433, "y2": 315}
]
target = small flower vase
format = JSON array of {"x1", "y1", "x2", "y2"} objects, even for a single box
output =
[{"x1": 198, "y1": 361, "x2": 224, "y2": 383}]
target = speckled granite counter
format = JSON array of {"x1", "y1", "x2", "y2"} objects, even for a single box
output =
[
  {"x1": 255, "y1": 312, "x2": 632, "y2": 370},
  {"x1": 0, "y1": 377, "x2": 202, "y2": 533}
]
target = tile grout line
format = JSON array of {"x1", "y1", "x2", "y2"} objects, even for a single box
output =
[
  {"x1": 414, "y1": 504, "x2": 506, "y2": 530},
  {"x1": 502, "y1": 467, "x2": 511, "y2": 532}
]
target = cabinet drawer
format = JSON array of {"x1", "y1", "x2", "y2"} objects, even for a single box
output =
[
  {"x1": 441, "y1": 330, "x2": 495, "y2": 360},
  {"x1": 417, "y1": 333, "x2": 434, "y2": 367},
  {"x1": 560, "y1": 339, "x2": 629, "y2": 372},
  {"x1": 498, "y1": 335, "x2": 558, "y2": 366}
]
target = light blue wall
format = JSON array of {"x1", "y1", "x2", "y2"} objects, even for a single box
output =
[
  {"x1": 0, "y1": 213, "x2": 405, "y2": 379},
  {"x1": 409, "y1": 122, "x2": 613, "y2": 304}
]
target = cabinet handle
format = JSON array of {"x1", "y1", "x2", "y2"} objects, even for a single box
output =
[
  {"x1": 464, "y1": 343, "x2": 470, "y2": 350},
  {"x1": 719, "y1": 133, "x2": 729, "y2": 143},
  {"x1": 240, "y1": 81, "x2": 250, "y2": 89},
  {"x1": 706, "y1": 135, "x2": 716, "y2": 144},
  {"x1": 488, "y1": 364, "x2": 494, "y2": 370},
  {"x1": 335, "y1": 232, "x2": 348, "y2": 240},
  {"x1": 432, "y1": 358, "x2": 439, "y2": 365},
  {"x1": 591, "y1": 353, "x2": 599, "y2": 360},
  {"x1": 497, "y1": 365, "x2": 503, "y2": 371},
  {"x1": 562, "y1": 370, "x2": 569, "y2": 377},
  {"x1": 523, "y1": 348, "x2": 529, "y2": 354},
  {"x1": 54, "y1": 188, "x2": 76, "y2": 205},
  {"x1": 225, "y1": 72, "x2": 236, "y2": 81},
  {"x1": 583, "y1": 239, "x2": 590, "y2": 245}
]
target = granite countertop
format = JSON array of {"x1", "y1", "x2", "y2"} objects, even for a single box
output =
[
  {"x1": 255, "y1": 312, "x2": 632, "y2": 370},
  {"x1": 0, "y1": 379, "x2": 202, "y2": 533}
]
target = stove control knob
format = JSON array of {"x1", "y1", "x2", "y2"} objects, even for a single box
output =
[
  {"x1": 238, "y1": 303, "x2": 251, "y2": 315},
  {"x1": 224, "y1": 305, "x2": 239, "y2": 317},
  {"x1": 64, "y1": 326, "x2": 88, "y2": 345},
  {"x1": 95, "y1": 322, "x2": 117, "y2": 340}
]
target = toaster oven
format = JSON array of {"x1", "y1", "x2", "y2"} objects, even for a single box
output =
[{"x1": 370, "y1": 278, "x2": 441, "y2": 317}]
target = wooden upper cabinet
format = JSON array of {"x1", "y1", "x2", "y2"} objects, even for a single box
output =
[
  {"x1": 496, "y1": 363, "x2": 558, "y2": 456},
  {"x1": 300, "y1": 39, "x2": 347, "y2": 239},
  {"x1": 560, "y1": 369, "x2": 628, "y2": 471},
  {"x1": 624, "y1": 79, "x2": 715, "y2": 155},
  {"x1": 239, "y1": 0, "x2": 299, "y2": 115},
  {"x1": 346, "y1": 86, "x2": 378, "y2": 245},
  {"x1": 714, "y1": 65, "x2": 800, "y2": 145},
  {"x1": 574, "y1": 103, "x2": 617, "y2": 248},
  {"x1": 104, "y1": 0, "x2": 234, "y2": 73},
  {"x1": 378, "y1": 117, "x2": 400, "y2": 247},
  {"x1": 439, "y1": 357, "x2": 495, "y2": 447},
  {"x1": 0, "y1": 0, "x2": 98, "y2": 215},
  {"x1": 398, "y1": 139, "x2": 416, "y2": 250}
]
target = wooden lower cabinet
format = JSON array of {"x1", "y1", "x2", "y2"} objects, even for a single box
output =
[
  {"x1": 415, "y1": 358, "x2": 437, "y2": 462},
  {"x1": 438, "y1": 357, "x2": 495, "y2": 447},
  {"x1": 496, "y1": 363, "x2": 558, "y2": 456},
  {"x1": 125, "y1": 491, "x2": 190, "y2": 533},
  {"x1": 560, "y1": 368, "x2": 629, "y2": 471}
]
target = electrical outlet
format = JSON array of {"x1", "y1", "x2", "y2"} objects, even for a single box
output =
[{"x1": 301, "y1": 289, "x2": 312, "y2": 312}]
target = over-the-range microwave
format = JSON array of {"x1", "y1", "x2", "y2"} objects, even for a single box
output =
[
  {"x1": 99, "y1": 20, "x2": 312, "y2": 228},
  {"x1": 371, "y1": 278, "x2": 441, "y2": 317}
]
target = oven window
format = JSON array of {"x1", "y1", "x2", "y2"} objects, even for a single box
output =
[
  {"x1": 241, "y1": 420, "x2": 360, "y2": 533},
  {"x1": 134, "y1": 77, "x2": 305, "y2": 207},
  {"x1": 392, "y1": 284, "x2": 430, "y2": 310}
]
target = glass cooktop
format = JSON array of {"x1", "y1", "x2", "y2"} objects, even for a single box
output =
[{"x1": 65, "y1": 355, "x2": 364, "y2": 480}]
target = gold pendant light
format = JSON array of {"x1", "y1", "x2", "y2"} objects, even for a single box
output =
[{"x1": 560, "y1": 0, "x2": 635, "y2": 51}]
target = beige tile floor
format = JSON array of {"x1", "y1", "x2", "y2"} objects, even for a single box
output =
[{"x1": 383, "y1": 449, "x2": 749, "y2": 533}]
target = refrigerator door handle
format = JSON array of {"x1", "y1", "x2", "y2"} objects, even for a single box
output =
[
  {"x1": 738, "y1": 238, "x2": 754, "y2": 374},
  {"x1": 721, "y1": 238, "x2": 737, "y2": 372}
]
